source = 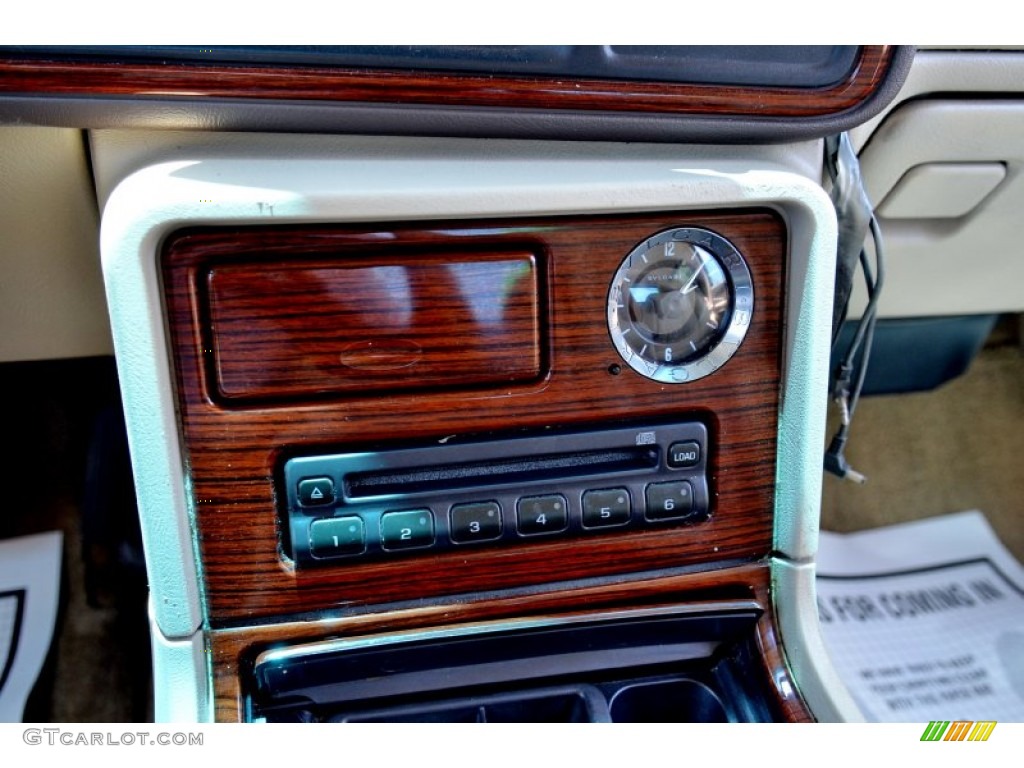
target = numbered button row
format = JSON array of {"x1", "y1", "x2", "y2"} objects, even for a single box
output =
[{"x1": 307, "y1": 481, "x2": 699, "y2": 560}]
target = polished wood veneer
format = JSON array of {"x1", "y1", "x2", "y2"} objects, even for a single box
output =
[
  {"x1": 206, "y1": 250, "x2": 542, "y2": 401},
  {"x1": 208, "y1": 563, "x2": 813, "y2": 722},
  {"x1": 0, "y1": 47, "x2": 892, "y2": 119},
  {"x1": 162, "y1": 210, "x2": 785, "y2": 625}
]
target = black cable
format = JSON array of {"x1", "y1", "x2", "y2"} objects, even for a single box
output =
[
  {"x1": 824, "y1": 213, "x2": 886, "y2": 483},
  {"x1": 847, "y1": 217, "x2": 886, "y2": 421},
  {"x1": 825, "y1": 134, "x2": 873, "y2": 344},
  {"x1": 830, "y1": 248, "x2": 871, "y2": 356}
]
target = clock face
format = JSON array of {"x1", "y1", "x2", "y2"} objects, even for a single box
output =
[{"x1": 607, "y1": 227, "x2": 753, "y2": 384}]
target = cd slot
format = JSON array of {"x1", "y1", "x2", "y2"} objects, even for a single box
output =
[{"x1": 346, "y1": 447, "x2": 659, "y2": 499}]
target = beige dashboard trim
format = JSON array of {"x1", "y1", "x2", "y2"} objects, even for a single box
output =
[
  {"x1": 0, "y1": 126, "x2": 112, "y2": 362},
  {"x1": 97, "y1": 133, "x2": 848, "y2": 719}
]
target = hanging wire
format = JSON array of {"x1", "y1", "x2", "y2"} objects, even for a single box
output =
[{"x1": 824, "y1": 214, "x2": 886, "y2": 483}]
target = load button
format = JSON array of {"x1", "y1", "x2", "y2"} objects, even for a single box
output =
[{"x1": 667, "y1": 441, "x2": 701, "y2": 469}]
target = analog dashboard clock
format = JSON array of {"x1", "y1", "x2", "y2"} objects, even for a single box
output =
[{"x1": 607, "y1": 227, "x2": 753, "y2": 384}]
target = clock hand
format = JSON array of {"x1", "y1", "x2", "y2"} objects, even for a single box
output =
[{"x1": 680, "y1": 254, "x2": 708, "y2": 295}]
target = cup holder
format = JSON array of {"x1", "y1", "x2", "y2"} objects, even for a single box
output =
[
  {"x1": 251, "y1": 606, "x2": 773, "y2": 722},
  {"x1": 609, "y1": 679, "x2": 729, "y2": 723}
]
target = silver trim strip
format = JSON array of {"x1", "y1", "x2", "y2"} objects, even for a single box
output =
[
  {"x1": 149, "y1": 600, "x2": 212, "y2": 723},
  {"x1": 772, "y1": 558, "x2": 865, "y2": 721},
  {"x1": 255, "y1": 600, "x2": 762, "y2": 669}
]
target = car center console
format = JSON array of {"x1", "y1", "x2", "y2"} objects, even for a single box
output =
[
  {"x1": 161, "y1": 210, "x2": 783, "y2": 624},
  {"x1": 95, "y1": 132, "x2": 855, "y2": 723}
]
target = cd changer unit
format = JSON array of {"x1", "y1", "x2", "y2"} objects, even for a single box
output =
[{"x1": 282, "y1": 421, "x2": 710, "y2": 566}]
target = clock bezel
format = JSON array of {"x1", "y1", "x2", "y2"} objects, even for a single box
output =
[{"x1": 607, "y1": 226, "x2": 754, "y2": 384}]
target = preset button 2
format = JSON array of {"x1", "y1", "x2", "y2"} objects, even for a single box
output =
[{"x1": 381, "y1": 509, "x2": 435, "y2": 551}]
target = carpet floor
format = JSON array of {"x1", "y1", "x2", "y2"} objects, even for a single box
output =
[{"x1": 821, "y1": 341, "x2": 1024, "y2": 562}]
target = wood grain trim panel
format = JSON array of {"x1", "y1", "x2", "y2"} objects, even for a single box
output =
[
  {"x1": 208, "y1": 563, "x2": 813, "y2": 722},
  {"x1": 205, "y1": 250, "x2": 542, "y2": 402},
  {"x1": 162, "y1": 211, "x2": 785, "y2": 625},
  {"x1": 0, "y1": 47, "x2": 892, "y2": 118}
]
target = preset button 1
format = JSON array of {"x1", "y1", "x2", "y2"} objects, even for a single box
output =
[{"x1": 309, "y1": 516, "x2": 365, "y2": 558}]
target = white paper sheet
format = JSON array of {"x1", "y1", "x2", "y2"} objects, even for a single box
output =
[
  {"x1": 816, "y1": 511, "x2": 1024, "y2": 722},
  {"x1": 0, "y1": 531, "x2": 62, "y2": 722}
]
